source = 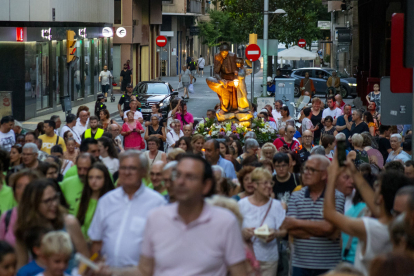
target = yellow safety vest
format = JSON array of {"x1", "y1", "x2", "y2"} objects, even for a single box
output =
[{"x1": 84, "y1": 128, "x2": 104, "y2": 140}]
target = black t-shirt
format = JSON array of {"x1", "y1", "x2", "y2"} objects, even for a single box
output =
[
  {"x1": 272, "y1": 174, "x2": 298, "y2": 200},
  {"x1": 189, "y1": 61, "x2": 197, "y2": 71},
  {"x1": 297, "y1": 147, "x2": 312, "y2": 163},
  {"x1": 377, "y1": 137, "x2": 391, "y2": 163},
  {"x1": 350, "y1": 122, "x2": 369, "y2": 136},
  {"x1": 120, "y1": 69, "x2": 132, "y2": 83},
  {"x1": 118, "y1": 93, "x2": 133, "y2": 111}
]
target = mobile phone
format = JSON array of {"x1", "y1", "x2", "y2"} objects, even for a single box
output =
[{"x1": 337, "y1": 139, "x2": 347, "y2": 166}]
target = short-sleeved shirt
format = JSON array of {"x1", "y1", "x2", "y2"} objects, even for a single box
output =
[
  {"x1": 38, "y1": 134, "x2": 67, "y2": 155},
  {"x1": 180, "y1": 69, "x2": 191, "y2": 83},
  {"x1": 336, "y1": 115, "x2": 351, "y2": 140},
  {"x1": 322, "y1": 107, "x2": 342, "y2": 120},
  {"x1": 60, "y1": 175, "x2": 84, "y2": 215},
  {"x1": 287, "y1": 187, "x2": 345, "y2": 269},
  {"x1": 0, "y1": 130, "x2": 15, "y2": 152},
  {"x1": 198, "y1": 58, "x2": 205, "y2": 68},
  {"x1": 141, "y1": 202, "x2": 246, "y2": 275},
  {"x1": 0, "y1": 184, "x2": 16, "y2": 216},
  {"x1": 175, "y1": 112, "x2": 194, "y2": 129},
  {"x1": 238, "y1": 198, "x2": 286, "y2": 262},
  {"x1": 118, "y1": 94, "x2": 135, "y2": 112},
  {"x1": 123, "y1": 110, "x2": 143, "y2": 120},
  {"x1": 120, "y1": 69, "x2": 132, "y2": 83},
  {"x1": 273, "y1": 137, "x2": 300, "y2": 151},
  {"x1": 350, "y1": 122, "x2": 369, "y2": 136},
  {"x1": 217, "y1": 156, "x2": 237, "y2": 180},
  {"x1": 99, "y1": 71, "x2": 113, "y2": 85},
  {"x1": 302, "y1": 117, "x2": 313, "y2": 132},
  {"x1": 88, "y1": 185, "x2": 166, "y2": 267}
]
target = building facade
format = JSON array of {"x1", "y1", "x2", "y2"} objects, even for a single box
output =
[
  {"x1": 112, "y1": 0, "x2": 163, "y2": 90},
  {"x1": 0, "y1": 0, "x2": 114, "y2": 121},
  {"x1": 161, "y1": 0, "x2": 214, "y2": 77}
]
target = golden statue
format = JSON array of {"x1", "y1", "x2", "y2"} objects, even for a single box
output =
[{"x1": 206, "y1": 43, "x2": 252, "y2": 124}]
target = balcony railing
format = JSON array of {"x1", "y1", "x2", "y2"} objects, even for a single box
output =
[{"x1": 187, "y1": 0, "x2": 202, "y2": 14}]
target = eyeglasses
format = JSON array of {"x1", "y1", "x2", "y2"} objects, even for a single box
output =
[
  {"x1": 301, "y1": 166, "x2": 324, "y2": 174},
  {"x1": 41, "y1": 193, "x2": 60, "y2": 205}
]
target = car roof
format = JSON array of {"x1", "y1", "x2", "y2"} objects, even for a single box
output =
[
  {"x1": 293, "y1": 67, "x2": 335, "y2": 71},
  {"x1": 138, "y1": 81, "x2": 168, "y2": 84}
]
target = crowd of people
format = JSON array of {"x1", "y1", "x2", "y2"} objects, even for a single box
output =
[{"x1": 1, "y1": 82, "x2": 414, "y2": 276}]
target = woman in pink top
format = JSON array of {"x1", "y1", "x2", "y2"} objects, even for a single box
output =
[
  {"x1": 121, "y1": 110, "x2": 145, "y2": 150},
  {"x1": 0, "y1": 169, "x2": 41, "y2": 246}
]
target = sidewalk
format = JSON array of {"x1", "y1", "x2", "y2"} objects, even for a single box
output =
[{"x1": 21, "y1": 96, "x2": 122, "y2": 131}]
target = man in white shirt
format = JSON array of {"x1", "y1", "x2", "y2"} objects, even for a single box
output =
[
  {"x1": 197, "y1": 55, "x2": 205, "y2": 77},
  {"x1": 123, "y1": 99, "x2": 144, "y2": 124},
  {"x1": 50, "y1": 115, "x2": 62, "y2": 136},
  {"x1": 322, "y1": 96, "x2": 342, "y2": 122},
  {"x1": 74, "y1": 110, "x2": 89, "y2": 136},
  {"x1": 0, "y1": 116, "x2": 15, "y2": 152},
  {"x1": 99, "y1": 65, "x2": 113, "y2": 98},
  {"x1": 272, "y1": 100, "x2": 283, "y2": 121},
  {"x1": 88, "y1": 151, "x2": 166, "y2": 267},
  {"x1": 60, "y1": 114, "x2": 81, "y2": 146}
]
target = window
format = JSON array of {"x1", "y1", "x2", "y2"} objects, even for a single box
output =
[
  {"x1": 114, "y1": 0, "x2": 122, "y2": 25},
  {"x1": 314, "y1": 70, "x2": 328, "y2": 78}
]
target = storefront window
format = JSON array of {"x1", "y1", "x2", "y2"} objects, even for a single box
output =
[
  {"x1": 84, "y1": 39, "x2": 92, "y2": 96},
  {"x1": 54, "y1": 41, "x2": 64, "y2": 105},
  {"x1": 73, "y1": 40, "x2": 83, "y2": 98},
  {"x1": 93, "y1": 39, "x2": 99, "y2": 93},
  {"x1": 114, "y1": 0, "x2": 122, "y2": 24}
]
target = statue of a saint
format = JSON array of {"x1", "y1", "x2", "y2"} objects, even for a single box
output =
[
  {"x1": 234, "y1": 57, "x2": 250, "y2": 113},
  {"x1": 206, "y1": 43, "x2": 238, "y2": 113}
]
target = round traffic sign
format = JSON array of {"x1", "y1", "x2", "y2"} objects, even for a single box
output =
[
  {"x1": 156, "y1": 36, "x2": 167, "y2": 47},
  {"x1": 245, "y1": 44, "x2": 261, "y2": 62},
  {"x1": 298, "y1": 39, "x2": 306, "y2": 48}
]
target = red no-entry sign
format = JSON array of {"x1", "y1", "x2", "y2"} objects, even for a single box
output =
[
  {"x1": 298, "y1": 39, "x2": 306, "y2": 48},
  {"x1": 245, "y1": 44, "x2": 261, "y2": 61},
  {"x1": 156, "y1": 36, "x2": 167, "y2": 47}
]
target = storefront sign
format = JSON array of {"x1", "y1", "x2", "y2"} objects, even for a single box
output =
[
  {"x1": 318, "y1": 21, "x2": 331, "y2": 30},
  {"x1": 41, "y1": 28, "x2": 52, "y2": 40},
  {"x1": 116, "y1": 27, "x2": 127, "y2": 38},
  {"x1": 102, "y1": 27, "x2": 113, "y2": 37},
  {"x1": 16, "y1": 27, "x2": 24, "y2": 42},
  {"x1": 79, "y1": 28, "x2": 87, "y2": 38}
]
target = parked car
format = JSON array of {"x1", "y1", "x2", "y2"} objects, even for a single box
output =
[
  {"x1": 277, "y1": 64, "x2": 293, "y2": 77},
  {"x1": 133, "y1": 81, "x2": 178, "y2": 121},
  {"x1": 291, "y1": 67, "x2": 357, "y2": 98}
]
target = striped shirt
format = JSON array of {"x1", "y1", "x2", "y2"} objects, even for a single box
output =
[{"x1": 287, "y1": 186, "x2": 345, "y2": 270}]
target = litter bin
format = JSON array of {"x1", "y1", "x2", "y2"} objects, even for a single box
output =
[{"x1": 60, "y1": 96, "x2": 72, "y2": 116}]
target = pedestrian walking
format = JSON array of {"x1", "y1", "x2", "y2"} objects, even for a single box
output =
[
  {"x1": 119, "y1": 64, "x2": 132, "y2": 94},
  {"x1": 198, "y1": 55, "x2": 205, "y2": 77},
  {"x1": 189, "y1": 57, "x2": 197, "y2": 83},
  {"x1": 179, "y1": 66, "x2": 192, "y2": 99},
  {"x1": 99, "y1": 65, "x2": 113, "y2": 99}
]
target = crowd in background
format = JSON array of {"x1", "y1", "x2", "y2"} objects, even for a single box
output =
[{"x1": 1, "y1": 82, "x2": 414, "y2": 276}]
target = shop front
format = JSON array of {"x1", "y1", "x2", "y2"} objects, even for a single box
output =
[{"x1": 0, "y1": 26, "x2": 113, "y2": 121}]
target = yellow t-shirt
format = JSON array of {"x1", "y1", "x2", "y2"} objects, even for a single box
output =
[{"x1": 38, "y1": 134, "x2": 67, "y2": 154}]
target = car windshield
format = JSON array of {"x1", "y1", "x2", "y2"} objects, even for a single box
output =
[{"x1": 138, "y1": 83, "x2": 169, "y2": 95}]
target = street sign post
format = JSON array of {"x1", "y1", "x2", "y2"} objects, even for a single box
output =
[
  {"x1": 298, "y1": 39, "x2": 306, "y2": 48},
  {"x1": 156, "y1": 36, "x2": 167, "y2": 47},
  {"x1": 245, "y1": 44, "x2": 261, "y2": 103}
]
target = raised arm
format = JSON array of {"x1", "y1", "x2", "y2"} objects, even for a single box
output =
[{"x1": 324, "y1": 152, "x2": 367, "y2": 240}]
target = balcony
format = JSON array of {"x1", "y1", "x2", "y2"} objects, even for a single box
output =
[{"x1": 187, "y1": 0, "x2": 202, "y2": 14}]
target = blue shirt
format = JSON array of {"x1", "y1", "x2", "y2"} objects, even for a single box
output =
[
  {"x1": 342, "y1": 202, "x2": 367, "y2": 263},
  {"x1": 267, "y1": 84, "x2": 275, "y2": 93},
  {"x1": 336, "y1": 115, "x2": 351, "y2": 140},
  {"x1": 217, "y1": 156, "x2": 237, "y2": 180},
  {"x1": 17, "y1": 260, "x2": 72, "y2": 276},
  {"x1": 294, "y1": 131, "x2": 301, "y2": 139}
]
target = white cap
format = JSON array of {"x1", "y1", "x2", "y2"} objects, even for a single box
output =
[{"x1": 267, "y1": 76, "x2": 273, "y2": 82}]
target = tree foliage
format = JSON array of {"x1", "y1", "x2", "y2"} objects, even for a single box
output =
[
  {"x1": 210, "y1": 0, "x2": 329, "y2": 48},
  {"x1": 198, "y1": 10, "x2": 245, "y2": 47}
]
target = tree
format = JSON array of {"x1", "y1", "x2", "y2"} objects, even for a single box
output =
[
  {"x1": 198, "y1": 10, "x2": 245, "y2": 47},
  {"x1": 213, "y1": 0, "x2": 329, "y2": 48}
]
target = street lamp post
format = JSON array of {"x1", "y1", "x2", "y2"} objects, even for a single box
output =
[{"x1": 262, "y1": 8, "x2": 286, "y2": 97}]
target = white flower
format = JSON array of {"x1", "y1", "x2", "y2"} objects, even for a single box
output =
[{"x1": 226, "y1": 131, "x2": 232, "y2": 136}]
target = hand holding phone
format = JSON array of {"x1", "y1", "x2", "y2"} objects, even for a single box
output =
[{"x1": 337, "y1": 139, "x2": 347, "y2": 166}]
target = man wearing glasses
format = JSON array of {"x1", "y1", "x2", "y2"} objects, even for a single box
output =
[
  {"x1": 9, "y1": 143, "x2": 43, "y2": 173},
  {"x1": 272, "y1": 152, "x2": 299, "y2": 201},
  {"x1": 273, "y1": 125, "x2": 300, "y2": 151},
  {"x1": 281, "y1": 155, "x2": 345, "y2": 276},
  {"x1": 296, "y1": 130, "x2": 314, "y2": 163},
  {"x1": 272, "y1": 100, "x2": 283, "y2": 121}
]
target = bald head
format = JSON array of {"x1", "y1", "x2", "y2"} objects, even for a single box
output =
[
  {"x1": 108, "y1": 123, "x2": 120, "y2": 139},
  {"x1": 150, "y1": 161, "x2": 165, "y2": 188},
  {"x1": 302, "y1": 130, "x2": 313, "y2": 147},
  {"x1": 335, "y1": 94, "x2": 342, "y2": 102},
  {"x1": 183, "y1": 124, "x2": 192, "y2": 137}
]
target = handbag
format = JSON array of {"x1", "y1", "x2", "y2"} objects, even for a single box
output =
[{"x1": 246, "y1": 200, "x2": 273, "y2": 257}]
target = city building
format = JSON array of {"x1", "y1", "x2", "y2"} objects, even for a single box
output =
[
  {"x1": 0, "y1": 0, "x2": 114, "y2": 121},
  {"x1": 112, "y1": 0, "x2": 163, "y2": 88},
  {"x1": 161, "y1": 0, "x2": 215, "y2": 76}
]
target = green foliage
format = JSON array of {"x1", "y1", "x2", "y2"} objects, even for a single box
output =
[
  {"x1": 324, "y1": 54, "x2": 330, "y2": 62},
  {"x1": 212, "y1": 0, "x2": 329, "y2": 48},
  {"x1": 198, "y1": 10, "x2": 245, "y2": 47}
]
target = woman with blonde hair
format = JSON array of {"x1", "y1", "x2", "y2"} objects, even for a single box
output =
[
  {"x1": 261, "y1": 143, "x2": 277, "y2": 162},
  {"x1": 238, "y1": 167, "x2": 286, "y2": 276},
  {"x1": 191, "y1": 134, "x2": 205, "y2": 156},
  {"x1": 348, "y1": 133, "x2": 369, "y2": 167}
]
